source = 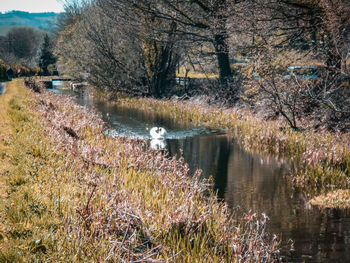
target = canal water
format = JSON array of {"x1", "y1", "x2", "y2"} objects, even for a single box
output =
[
  {"x1": 50, "y1": 81, "x2": 350, "y2": 262},
  {"x1": 0, "y1": 82, "x2": 6, "y2": 95}
]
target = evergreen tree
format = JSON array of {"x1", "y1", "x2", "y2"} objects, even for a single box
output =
[{"x1": 39, "y1": 34, "x2": 56, "y2": 75}]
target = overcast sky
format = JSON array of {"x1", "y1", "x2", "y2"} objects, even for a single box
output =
[{"x1": 0, "y1": 0, "x2": 64, "y2": 13}]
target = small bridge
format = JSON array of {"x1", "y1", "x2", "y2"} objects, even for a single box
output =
[
  {"x1": 51, "y1": 78, "x2": 72, "y2": 81},
  {"x1": 39, "y1": 78, "x2": 72, "y2": 89}
]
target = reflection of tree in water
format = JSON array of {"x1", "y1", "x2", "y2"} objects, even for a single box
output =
[
  {"x1": 275, "y1": 207, "x2": 350, "y2": 262},
  {"x1": 212, "y1": 138, "x2": 231, "y2": 199},
  {"x1": 169, "y1": 135, "x2": 350, "y2": 262},
  {"x1": 223, "y1": 144, "x2": 350, "y2": 262},
  {"x1": 167, "y1": 135, "x2": 231, "y2": 199},
  {"x1": 224, "y1": 145, "x2": 291, "y2": 215}
]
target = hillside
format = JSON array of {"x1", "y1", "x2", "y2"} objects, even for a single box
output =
[{"x1": 0, "y1": 11, "x2": 59, "y2": 35}]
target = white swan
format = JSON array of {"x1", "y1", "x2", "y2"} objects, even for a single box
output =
[{"x1": 149, "y1": 127, "x2": 167, "y2": 139}]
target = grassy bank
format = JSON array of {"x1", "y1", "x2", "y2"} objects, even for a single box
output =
[
  {"x1": 0, "y1": 80, "x2": 280, "y2": 262},
  {"x1": 117, "y1": 97, "x2": 350, "y2": 208}
]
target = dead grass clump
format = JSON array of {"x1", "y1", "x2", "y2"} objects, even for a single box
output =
[
  {"x1": 24, "y1": 77, "x2": 45, "y2": 93},
  {"x1": 310, "y1": 190, "x2": 350, "y2": 208}
]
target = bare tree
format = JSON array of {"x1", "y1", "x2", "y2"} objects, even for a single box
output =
[
  {"x1": 56, "y1": 2, "x2": 155, "y2": 96},
  {"x1": 234, "y1": 0, "x2": 350, "y2": 130},
  {"x1": 99, "y1": 0, "x2": 237, "y2": 87},
  {"x1": 0, "y1": 27, "x2": 42, "y2": 66}
]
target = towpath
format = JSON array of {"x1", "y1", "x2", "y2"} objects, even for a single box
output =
[{"x1": 0, "y1": 80, "x2": 22, "y2": 233}]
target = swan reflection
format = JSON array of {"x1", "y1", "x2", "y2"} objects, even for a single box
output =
[{"x1": 150, "y1": 138, "x2": 167, "y2": 150}]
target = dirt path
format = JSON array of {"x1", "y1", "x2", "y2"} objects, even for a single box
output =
[{"x1": 0, "y1": 80, "x2": 22, "y2": 218}]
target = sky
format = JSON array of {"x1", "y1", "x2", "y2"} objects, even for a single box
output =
[{"x1": 0, "y1": 0, "x2": 65, "y2": 13}]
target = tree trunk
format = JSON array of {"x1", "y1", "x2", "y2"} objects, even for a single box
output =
[
  {"x1": 150, "y1": 22, "x2": 178, "y2": 98},
  {"x1": 213, "y1": 33, "x2": 232, "y2": 86},
  {"x1": 153, "y1": 48, "x2": 172, "y2": 98}
]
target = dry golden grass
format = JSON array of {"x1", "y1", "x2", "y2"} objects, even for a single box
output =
[
  {"x1": 0, "y1": 80, "x2": 26, "y2": 215},
  {"x1": 176, "y1": 67, "x2": 219, "y2": 79},
  {"x1": 0, "y1": 79, "x2": 280, "y2": 262},
  {"x1": 310, "y1": 190, "x2": 350, "y2": 208},
  {"x1": 0, "y1": 81, "x2": 17, "y2": 168}
]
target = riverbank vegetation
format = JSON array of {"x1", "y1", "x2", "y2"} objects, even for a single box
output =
[
  {"x1": 53, "y1": 0, "x2": 349, "y2": 208},
  {"x1": 0, "y1": 79, "x2": 280, "y2": 261},
  {"x1": 115, "y1": 96, "x2": 349, "y2": 208}
]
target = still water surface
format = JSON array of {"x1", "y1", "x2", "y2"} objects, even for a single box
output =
[{"x1": 51, "y1": 82, "x2": 350, "y2": 262}]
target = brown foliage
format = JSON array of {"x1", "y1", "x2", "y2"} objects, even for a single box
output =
[{"x1": 24, "y1": 77, "x2": 45, "y2": 93}]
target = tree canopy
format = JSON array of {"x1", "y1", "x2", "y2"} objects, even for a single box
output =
[
  {"x1": 55, "y1": 0, "x2": 350, "y2": 130},
  {"x1": 39, "y1": 34, "x2": 57, "y2": 75}
]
